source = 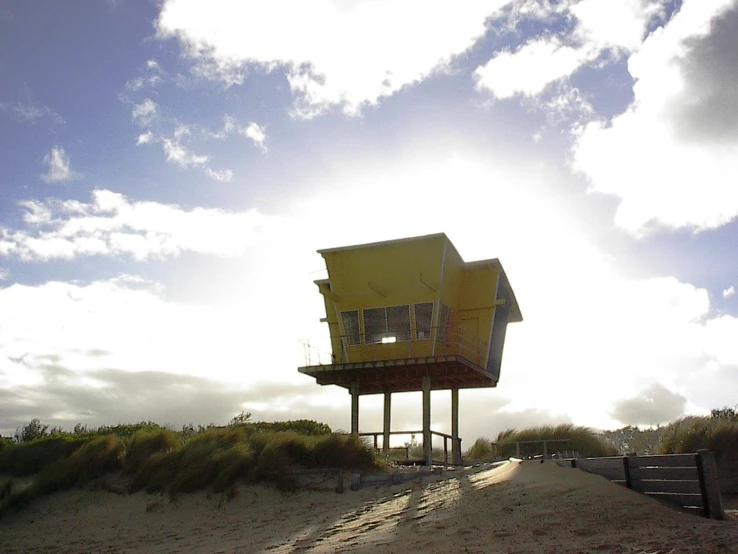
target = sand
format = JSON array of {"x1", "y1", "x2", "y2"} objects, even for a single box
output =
[{"x1": 1, "y1": 460, "x2": 737, "y2": 553}]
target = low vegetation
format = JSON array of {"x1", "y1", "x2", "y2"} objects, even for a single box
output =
[
  {"x1": 0, "y1": 415, "x2": 378, "y2": 518},
  {"x1": 466, "y1": 424, "x2": 617, "y2": 461},
  {"x1": 659, "y1": 411, "x2": 738, "y2": 462}
]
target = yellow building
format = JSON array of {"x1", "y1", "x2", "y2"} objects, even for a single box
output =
[{"x1": 299, "y1": 233, "x2": 522, "y2": 465}]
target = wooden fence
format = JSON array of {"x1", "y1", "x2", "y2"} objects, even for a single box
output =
[{"x1": 559, "y1": 450, "x2": 724, "y2": 520}]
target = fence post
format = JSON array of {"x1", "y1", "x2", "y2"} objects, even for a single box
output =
[
  {"x1": 335, "y1": 469, "x2": 344, "y2": 494},
  {"x1": 696, "y1": 449, "x2": 725, "y2": 520},
  {"x1": 626, "y1": 453, "x2": 641, "y2": 492}
]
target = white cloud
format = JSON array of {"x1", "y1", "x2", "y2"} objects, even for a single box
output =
[
  {"x1": 572, "y1": 0, "x2": 738, "y2": 234},
  {"x1": 205, "y1": 168, "x2": 233, "y2": 182},
  {"x1": 0, "y1": 189, "x2": 278, "y2": 261},
  {"x1": 132, "y1": 98, "x2": 158, "y2": 126},
  {"x1": 724, "y1": 286, "x2": 736, "y2": 298},
  {"x1": 162, "y1": 136, "x2": 209, "y2": 168},
  {"x1": 210, "y1": 116, "x2": 267, "y2": 151},
  {"x1": 475, "y1": 37, "x2": 595, "y2": 99},
  {"x1": 611, "y1": 384, "x2": 688, "y2": 426},
  {"x1": 0, "y1": 100, "x2": 64, "y2": 125},
  {"x1": 136, "y1": 131, "x2": 154, "y2": 145},
  {"x1": 136, "y1": 122, "x2": 234, "y2": 181},
  {"x1": 156, "y1": 0, "x2": 510, "y2": 117},
  {"x1": 125, "y1": 59, "x2": 164, "y2": 91},
  {"x1": 240, "y1": 122, "x2": 267, "y2": 151},
  {"x1": 0, "y1": 267, "x2": 9, "y2": 281},
  {"x1": 0, "y1": 278, "x2": 260, "y2": 387},
  {"x1": 475, "y1": 0, "x2": 664, "y2": 99},
  {"x1": 40, "y1": 146, "x2": 77, "y2": 184}
]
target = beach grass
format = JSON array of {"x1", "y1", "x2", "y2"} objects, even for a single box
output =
[
  {"x1": 466, "y1": 424, "x2": 618, "y2": 461},
  {"x1": 0, "y1": 419, "x2": 379, "y2": 518},
  {"x1": 659, "y1": 416, "x2": 738, "y2": 461}
]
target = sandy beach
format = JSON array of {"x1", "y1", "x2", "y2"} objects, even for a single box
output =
[{"x1": 1, "y1": 460, "x2": 737, "y2": 553}]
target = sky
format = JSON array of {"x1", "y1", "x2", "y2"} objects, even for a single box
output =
[{"x1": 1, "y1": 0, "x2": 738, "y2": 444}]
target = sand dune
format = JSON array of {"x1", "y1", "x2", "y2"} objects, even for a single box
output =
[{"x1": 1, "y1": 461, "x2": 737, "y2": 553}]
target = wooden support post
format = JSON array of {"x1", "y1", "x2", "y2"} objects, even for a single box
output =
[
  {"x1": 543, "y1": 440, "x2": 548, "y2": 459},
  {"x1": 350, "y1": 381, "x2": 359, "y2": 435},
  {"x1": 422, "y1": 376, "x2": 432, "y2": 466},
  {"x1": 626, "y1": 453, "x2": 641, "y2": 492},
  {"x1": 451, "y1": 387, "x2": 460, "y2": 465},
  {"x1": 696, "y1": 449, "x2": 725, "y2": 520},
  {"x1": 623, "y1": 456, "x2": 632, "y2": 489},
  {"x1": 383, "y1": 392, "x2": 391, "y2": 454}
]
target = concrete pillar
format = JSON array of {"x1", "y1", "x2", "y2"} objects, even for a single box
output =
[
  {"x1": 422, "y1": 376, "x2": 432, "y2": 466},
  {"x1": 451, "y1": 387, "x2": 460, "y2": 465},
  {"x1": 383, "y1": 391, "x2": 391, "y2": 453},
  {"x1": 350, "y1": 380, "x2": 359, "y2": 435}
]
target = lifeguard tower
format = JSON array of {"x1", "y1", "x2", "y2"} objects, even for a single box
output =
[{"x1": 298, "y1": 233, "x2": 522, "y2": 465}]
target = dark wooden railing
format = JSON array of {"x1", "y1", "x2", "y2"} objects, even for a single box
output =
[
  {"x1": 559, "y1": 450, "x2": 724, "y2": 519},
  {"x1": 358, "y1": 430, "x2": 462, "y2": 467}
]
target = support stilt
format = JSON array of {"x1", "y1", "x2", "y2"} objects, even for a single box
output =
[
  {"x1": 350, "y1": 380, "x2": 359, "y2": 435},
  {"x1": 422, "y1": 376, "x2": 432, "y2": 466},
  {"x1": 383, "y1": 391, "x2": 391, "y2": 454},
  {"x1": 451, "y1": 387, "x2": 460, "y2": 465}
]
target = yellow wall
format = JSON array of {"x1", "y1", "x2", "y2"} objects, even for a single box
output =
[{"x1": 315, "y1": 235, "x2": 506, "y2": 367}]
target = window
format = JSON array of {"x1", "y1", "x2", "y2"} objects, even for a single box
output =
[
  {"x1": 414, "y1": 302, "x2": 433, "y2": 340},
  {"x1": 387, "y1": 305, "x2": 411, "y2": 342},
  {"x1": 341, "y1": 310, "x2": 360, "y2": 345},
  {"x1": 363, "y1": 307, "x2": 386, "y2": 344},
  {"x1": 363, "y1": 305, "x2": 411, "y2": 343}
]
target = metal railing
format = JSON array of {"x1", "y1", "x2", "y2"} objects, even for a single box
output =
[
  {"x1": 301, "y1": 325, "x2": 487, "y2": 367},
  {"x1": 358, "y1": 430, "x2": 462, "y2": 467}
]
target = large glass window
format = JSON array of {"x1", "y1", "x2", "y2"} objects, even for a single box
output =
[
  {"x1": 414, "y1": 302, "x2": 433, "y2": 340},
  {"x1": 363, "y1": 307, "x2": 386, "y2": 344},
  {"x1": 363, "y1": 305, "x2": 411, "y2": 343},
  {"x1": 341, "y1": 310, "x2": 360, "y2": 345},
  {"x1": 387, "y1": 305, "x2": 411, "y2": 342}
]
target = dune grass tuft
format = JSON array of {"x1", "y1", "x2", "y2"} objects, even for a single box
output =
[
  {"x1": 125, "y1": 428, "x2": 180, "y2": 474},
  {"x1": 466, "y1": 437, "x2": 495, "y2": 461},
  {"x1": 0, "y1": 436, "x2": 89, "y2": 477},
  {"x1": 659, "y1": 416, "x2": 738, "y2": 461},
  {"x1": 487, "y1": 424, "x2": 617, "y2": 459},
  {"x1": 34, "y1": 435, "x2": 125, "y2": 495}
]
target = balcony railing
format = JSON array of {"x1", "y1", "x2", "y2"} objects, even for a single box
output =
[{"x1": 301, "y1": 324, "x2": 487, "y2": 367}]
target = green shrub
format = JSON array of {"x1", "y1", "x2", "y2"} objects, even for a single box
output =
[
  {"x1": 659, "y1": 417, "x2": 738, "y2": 461},
  {"x1": 211, "y1": 444, "x2": 255, "y2": 492},
  {"x1": 494, "y1": 424, "x2": 617, "y2": 458},
  {"x1": 125, "y1": 429, "x2": 179, "y2": 474},
  {"x1": 14, "y1": 419, "x2": 50, "y2": 443},
  {"x1": 170, "y1": 429, "x2": 247, "y2": 494},
  {"x1": 96, "y1": 421, "x2": 164, "y2": 440},
  {"x1": 254, "y1": 433, "x2": 312, "y2": 478},
  {"x1": 0, "y1": 436, "x2": 88, "y2": 476},
  {"x1": 240, "y1": 420, "x2": 332, "y2": 436},
  {"x1": 466, "y1": 437, "x2": 496, "y2": 460},
  {"x1": 34, "y1": 435, "x2": 124, "y2": 494},
  {"x1": 312, "y1": 434, "x2": 377, "y2": 469},
  {"x1": 129, "y1": 450, "x2": 181, "y2": 493}
]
